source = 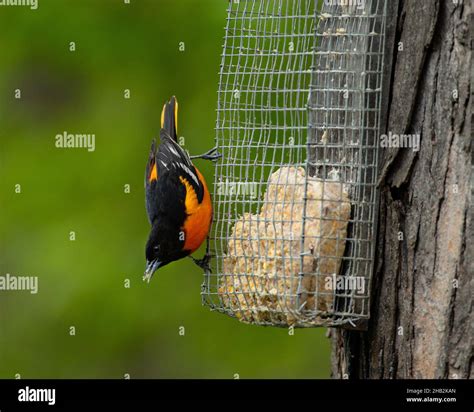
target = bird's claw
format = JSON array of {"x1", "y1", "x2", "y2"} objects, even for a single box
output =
[
  {"x1": 190, "y1": 253, "x2": 212, "y2": 273},
  {"x1": 190, "y1": 146, "x2": 222, "y2": 162}
]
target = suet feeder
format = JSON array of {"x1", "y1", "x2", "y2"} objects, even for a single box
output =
[{"x1": 202, "y1": 0, "x2": 388, "y2": 329}]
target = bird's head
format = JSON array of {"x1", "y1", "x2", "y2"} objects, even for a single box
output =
[{"x1": 144, "y1": 229, "x2": 168, "y2": 282}]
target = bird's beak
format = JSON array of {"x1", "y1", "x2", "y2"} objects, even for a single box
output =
[{"x1": 143, "y1": 259, "x2": 163, "y2": 283}]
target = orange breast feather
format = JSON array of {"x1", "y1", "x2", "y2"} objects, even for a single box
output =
[{"x1": 179, "y1": 167, "x2": 212, "y2": 253}]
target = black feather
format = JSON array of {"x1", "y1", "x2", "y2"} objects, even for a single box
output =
[
  {"x1": 156, "y1": 130, "x2": 204, "y2": 203},
  {"x1": 162, "y1": 96, "x2": 177, "y2": 140}
]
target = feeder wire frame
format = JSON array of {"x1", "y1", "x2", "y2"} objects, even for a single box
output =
[{"x1": 202, "y1": 0, "x2": 388, "y2": 328}]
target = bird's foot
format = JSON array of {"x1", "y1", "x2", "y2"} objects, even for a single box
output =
[
  {"x1": 190, "y1": 146, "x2": 222, "y2": 162},
  {"x1": 190, "y1": 253, "x2": 212, "y2": 273}
]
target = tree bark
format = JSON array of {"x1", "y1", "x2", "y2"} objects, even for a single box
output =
[{"x1": 331, "y1": 0, "x2": 472, "y2": 379}]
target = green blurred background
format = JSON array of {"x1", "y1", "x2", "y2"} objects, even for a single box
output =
[{"x1": 0, "y1": 0, "x2": 330, "y2": 378}]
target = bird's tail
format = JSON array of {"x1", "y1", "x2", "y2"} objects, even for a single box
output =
[{"x1": 160, "y1": 96, "x2": 178, "y2": 141}]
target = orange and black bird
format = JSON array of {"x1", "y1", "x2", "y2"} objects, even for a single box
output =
[{"x1": 144, "y1": 96, "x2": 220, "y2": 282}]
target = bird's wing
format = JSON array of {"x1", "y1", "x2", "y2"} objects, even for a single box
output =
[
  {"x1": 144, "y1": 130, "x2": 206, "y2": 225},
  {"x1": 155, "y1": 130, "x2": 204, "y2": 202},
  {"x1": 145, "y1": 139, "x2": 158, "y2": 187},
  {"x1": 145, "y1": 139, "x2": 162, "y2": 224}
]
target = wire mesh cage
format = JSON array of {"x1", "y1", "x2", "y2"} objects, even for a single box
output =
[{"x1": 202, "y1": 0, "x2": 388, "y2": 328}]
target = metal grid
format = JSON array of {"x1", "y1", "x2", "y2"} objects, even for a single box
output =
[{"x1": 202, "y1": 0, "x2": 387, "y2": 328}]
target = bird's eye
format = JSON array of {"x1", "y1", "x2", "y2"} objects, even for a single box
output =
[{"x1": 154, "y1": 245, "x2": 159, "y2": 251}]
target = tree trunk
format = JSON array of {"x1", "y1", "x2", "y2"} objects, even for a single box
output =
[{"x1": 331, "y1": 0, "x2": 472, "y2": 379}]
